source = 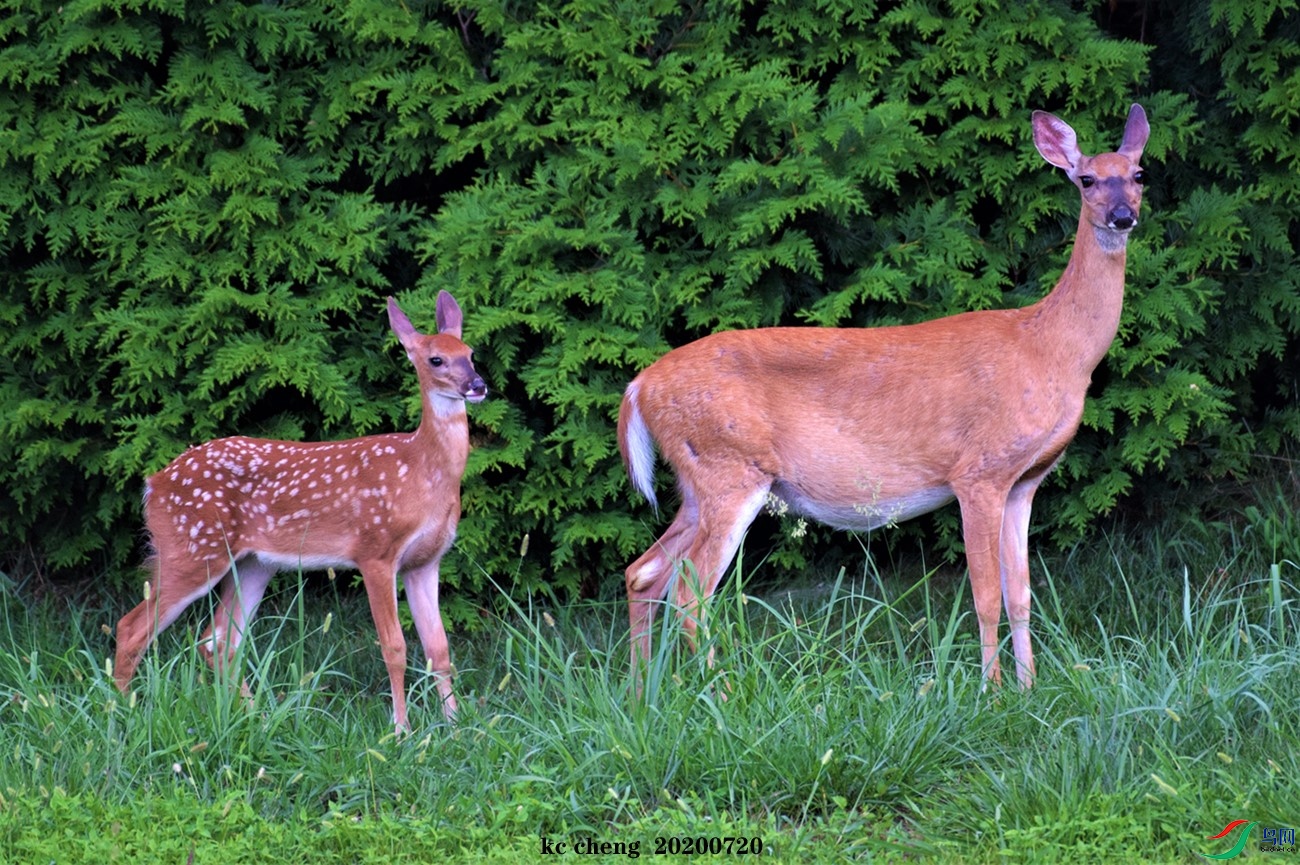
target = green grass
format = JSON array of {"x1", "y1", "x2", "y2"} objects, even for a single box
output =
[{"x1": 1, "y1": 500, "x2": 1297, "y2": 863}]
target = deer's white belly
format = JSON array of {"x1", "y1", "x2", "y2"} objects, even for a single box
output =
[{"x1": 771, "y1": 482, "x2": 955, "y2": 532}]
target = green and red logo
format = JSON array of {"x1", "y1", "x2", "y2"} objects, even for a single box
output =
[
  {"x1": 1202, "y1": 820, "x2": 1258, "y2": 860},
  {"x1": 1202, "y1": 820, "x2": 1297, "y2": 859}
]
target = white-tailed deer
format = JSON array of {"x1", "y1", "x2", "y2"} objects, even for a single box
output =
[
  {"x1": 114, "y1": 291, "x2": 486, "y2": 731},
  {"x1": 618, "y1": 105, "x2": 1149, "y2": 688}
]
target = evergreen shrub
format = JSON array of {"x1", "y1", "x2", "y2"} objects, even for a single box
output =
[{"x1": 1, "y1": 0, "x2": 1295, "y2": 619}]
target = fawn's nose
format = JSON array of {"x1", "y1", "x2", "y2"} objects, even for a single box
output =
[{"x1": 466, "y1": 377, "x2": 488, "y2": 402}]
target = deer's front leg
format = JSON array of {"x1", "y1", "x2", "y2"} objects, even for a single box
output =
[
  {"x1": 403, "y1": 558, "x2": 458, "y2": 722},
  {"x1": 359, "y1": 560, "x2": 410, "y2": 732}
]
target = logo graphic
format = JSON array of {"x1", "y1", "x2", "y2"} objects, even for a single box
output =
[
  {"x1": 1203, "y1": 820, "x2": 1258, "y2": 860},
  {"x1": 1201, "y1": 820, "x2": 1299, "y2": 858}
]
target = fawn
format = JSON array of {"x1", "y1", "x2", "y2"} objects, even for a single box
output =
[{"x1": 114, "y1": 291, "x2": 486, "y2": 731}]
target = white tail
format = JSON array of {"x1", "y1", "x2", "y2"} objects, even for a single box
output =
[
  {"x1": 618, "y1": 105, "x2": 1150, "y2": 687},
  {"x1": 114, "y1": 291, "x2": 487, "y2": 732}
]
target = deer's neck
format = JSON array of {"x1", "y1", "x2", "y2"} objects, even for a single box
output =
[
  {"x1": 1030, "y1": 213, "x2": 1129, "y2": 377},
  {"x1": 414, "y1": 397, "x2": 470, "y2": 469}
]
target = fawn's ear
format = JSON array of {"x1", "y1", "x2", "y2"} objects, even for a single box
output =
[
  {"x1": 1117, "y1": 103, "x2": 1149, "y2": 162},
  {"x1": 435, "y1": 291, "x2": 463, "y2": 339},
  {"x1": 1031, "y1": 110, "x2": 1081, "y2": 172},
  {"x1": 387, "y1": 297, "x2": 420, "y2": 348}
]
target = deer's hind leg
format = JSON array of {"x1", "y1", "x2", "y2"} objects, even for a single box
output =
[
  {"x1": 114, "y1": 551, "x2": 230, "y2": 691},
  {"x1": 198, "y1": 555, "x2": 276, "y2": 698},
  {"x1": 672, "y1": 478, "x2": 770, "y2": 654},
  {"x1": 627, "y1": 488, "x2": 700, "y2": 677}
]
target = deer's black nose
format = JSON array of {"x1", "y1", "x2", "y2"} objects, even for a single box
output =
[{"x1": 1109, "y1": 206, "x2": 1137, "y2": 231}]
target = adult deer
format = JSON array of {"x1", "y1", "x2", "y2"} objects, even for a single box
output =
[
  {"x1": 114, "y1": 291, "x2": 487, "y2": 732},
  {"x1": 618, "y1": 105, "x2": 1149, "y2": 688}
]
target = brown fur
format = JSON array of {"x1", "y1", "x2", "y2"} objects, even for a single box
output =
[
  {"x1": 114, "y1": 291, "x2": 486, "y2": 731},
  {"x1": 618, "y1": 106, "x2": 1150, "y2": 688}
]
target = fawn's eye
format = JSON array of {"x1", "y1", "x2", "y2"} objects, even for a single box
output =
[
  {"x1": 1133, "y1": 170, "x2": 1146, "y2": 185},
  {"x1": 429, "y1": 356, "x2": 444, "y2": 368},
  {"x1": 1079, "y1": 175, "x2": 1096, "y2": 188}
]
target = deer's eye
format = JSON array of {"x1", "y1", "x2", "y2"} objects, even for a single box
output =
[
  {"x1": 429, "y1": 357, "x2": 444, "y2": 368},
  {"x1": 1133, "y1": 170, "x2": 1147, "y2": 185},
  {"x1": 1079, "y1": 175, "x2": 1096, "y2": 188}
]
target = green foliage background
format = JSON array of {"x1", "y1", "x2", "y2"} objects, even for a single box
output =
[{"x1": 1, "y1": 0, "x2": 1297, "y2": 617}]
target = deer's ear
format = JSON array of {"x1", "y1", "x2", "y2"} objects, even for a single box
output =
[
  {"x1": 1031, "y1": 110, "x2": 1081, "y2": 172},
  {"x1": 388, "y1": 297, "x2": 420, "y2": 348},
  {"x1": 1117, "y1": 103, "x2": 1149, "y2": 162},
  {"x1": 435, "y1": 291, "x2": 463, "y2": 339}
]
